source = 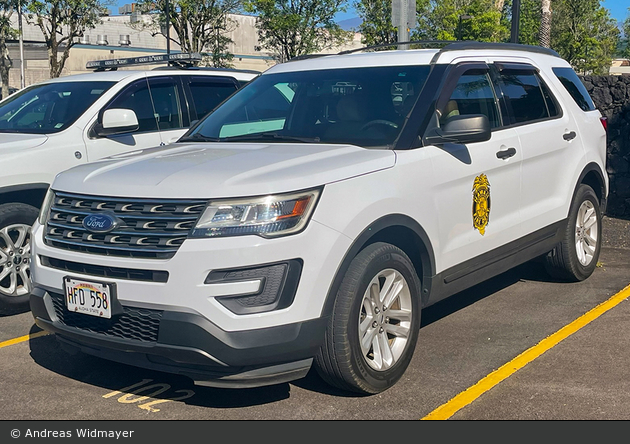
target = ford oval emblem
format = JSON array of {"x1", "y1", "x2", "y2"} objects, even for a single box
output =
[{"x1": 82, "y1": 214, "x2": 119, "y2": 233}]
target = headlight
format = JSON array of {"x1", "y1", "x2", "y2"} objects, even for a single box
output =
[
  {"x1": 191, "y1": 188, "x2": 321, "y2": 238},
  {"x1": 37, "y1": 189, "x2": 55, "y2": 225}
]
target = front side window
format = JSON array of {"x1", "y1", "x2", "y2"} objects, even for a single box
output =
[
  {"x1": 180, "y1": 65, "x2": 431, "y2": 148},
  {"x1": 0, "y1": 81, "x2": 114, "y2": 134},
  {"x1": 104, "y1": 78, "x2": 157, "y2": 132},
  {"x1": 148, "y1": 77, "x2": 184, "y2": 130},
  {"x1": 441, "y1": 71, "x2": 501, "y2": 128},
  {"x1": 499, "y1": 70, "x2": 555, "y2": 124}
]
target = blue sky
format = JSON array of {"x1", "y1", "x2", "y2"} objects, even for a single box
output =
[{"x1": 113, "y1": 1, "x2": 629, "y2": 25}]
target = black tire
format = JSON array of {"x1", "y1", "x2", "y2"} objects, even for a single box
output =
[
  {"x1": 544, "y1": 184, "x2": 602, "y2": 282},
  {"x1": 0, "y1": 202, "x2": 39, "y2": 306},
  {"x1": 314, "y1": 242, "x2": 422, "y2": 394}
]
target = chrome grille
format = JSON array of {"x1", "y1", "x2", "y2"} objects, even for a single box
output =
[{"x1": 44, "y1": 192, "x2": 206, "y2": 259}]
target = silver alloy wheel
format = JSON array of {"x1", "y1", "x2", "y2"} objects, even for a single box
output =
[
  {"x1": 0, "y1": 224, "x2": 32, "y2": 297},
  {"x1": 575, "y1": 200, "x2": 598, "y2": 266},
  {"x1": 358, "y1": 268, "x2": 413, "y2": 371}
]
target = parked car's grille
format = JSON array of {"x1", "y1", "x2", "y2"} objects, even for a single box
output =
[
  {"x1": 44, "y1": 192, "x2": 206, "y2": 259},
  {"x1": 40, "y1": 256, "x2": 169, "y2": 283},
  {"x1": 50, "y1": 291, "x2": 162, "y2": 342}
]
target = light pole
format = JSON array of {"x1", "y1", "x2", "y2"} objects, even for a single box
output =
[
  {"x1": 510, "y1": 0, "x2": 521, "y2": 43},
  {"x1": 18, "y1": 0, "x2": 24, "y2": 89},
  {"x1": 165, "y1": 0, "x2": 170, "y2": 56},
  {"x1": 458, "y1": 14, "x2": 472, "y2": 41}
]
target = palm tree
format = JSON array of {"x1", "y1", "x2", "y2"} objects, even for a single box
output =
[{"x1": 539, "y1": 0, "x2": 551, "y2": 47}]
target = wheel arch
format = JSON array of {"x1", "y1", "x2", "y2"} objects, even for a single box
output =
[
  {"x1": 574, "y1": 162, "x2": 607, "y2": 214},
  {"x1": 320, "y1": 214, "x2": 435, "y2": 317},
  {"x1": 0, "y1": 184, "x2": 50, "y2": 210}
]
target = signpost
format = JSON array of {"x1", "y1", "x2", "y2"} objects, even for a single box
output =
[{"x1": 392, "y1": 0, "x2": 416, "y2": 50}]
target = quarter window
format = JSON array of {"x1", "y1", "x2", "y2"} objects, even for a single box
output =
[{"x1": 552, "y1": 67, "x2": 596, "y2": 112}]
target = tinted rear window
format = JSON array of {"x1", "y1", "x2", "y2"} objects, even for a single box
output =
[{"x1": 552, "y1": 67, "x2": 596, "y2": 112}]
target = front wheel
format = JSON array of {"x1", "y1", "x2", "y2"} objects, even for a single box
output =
[
  {"x1": 544, "y1": 184, "x2": 602, "y2": 282},
  {"x1": 314, "y1": 242, "x2": 422, "y2": 394},
  {"x1": 0, "y1": 203, "x2": 39, "y2": 306}
]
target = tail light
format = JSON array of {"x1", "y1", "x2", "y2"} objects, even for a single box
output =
[{"x1": 600, "y1": 116, "x2": 608, "y2": 132}]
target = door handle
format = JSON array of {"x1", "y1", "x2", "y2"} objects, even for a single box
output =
[
  {"x1": 496, "y1": 147, "x2": 516, "y2": 159},
  {"x1": 563, "y1": 131, "x2": 577, "y2": 141}
]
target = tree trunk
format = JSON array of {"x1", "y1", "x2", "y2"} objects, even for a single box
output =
[
  {"x1": 0, "y1": 35, "x2": 11, "y2": 100},
  {"x1": 539, "y1": 0, "x2": 552, "y2": 48}
]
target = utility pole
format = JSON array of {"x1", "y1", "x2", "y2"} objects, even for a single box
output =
[
  {"x1": 18, "y1": 0, "x2": 24, "y2": 88},
  {"x1": 165, "y1": 0, "x2": 170, "y2": 56},
  {"x1": 510, "y1": 0, "x2": 521, "y2": 43},
  {"x1": 392, "y1": 0, "x2": 416, "y2": 50}
]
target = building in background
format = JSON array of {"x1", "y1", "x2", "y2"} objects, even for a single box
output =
[{"x1": 4, "y1": 6, "x2": 362, "y2": 89}]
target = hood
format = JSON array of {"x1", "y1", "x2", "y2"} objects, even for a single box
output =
[
  {"x1": 52, "y1": 142, "x2": 396, "y2": 199},
  {"x1": 0, "y1": 133, "x2": 48, "y2": 152}
]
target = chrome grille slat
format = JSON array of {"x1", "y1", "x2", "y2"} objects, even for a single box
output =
[
  {"x1": 47, "y1": 221, "x2": 189, "y2": 237},
  {"x1": 44, "y1": 192, "x2": 206, "y2": 259}
]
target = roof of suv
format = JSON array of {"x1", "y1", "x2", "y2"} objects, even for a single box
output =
[
  {"x1": 265, "y1": 42, "x2": 569, "y2": 75},
  {"x1": 40, "y1": 68, "x2": 260, "y2": 84}
]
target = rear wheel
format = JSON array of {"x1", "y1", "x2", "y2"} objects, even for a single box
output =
[
  {"x1": 0, "y1": 203, "x2": 39, "y2": 306},
  {"x1": 315, "y1": 242, "x2": 421, "y2": 394},
  {"x1": 544, "y1": 184, "x2": 602, "y2": 282}
]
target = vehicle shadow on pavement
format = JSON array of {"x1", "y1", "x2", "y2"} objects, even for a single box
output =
[
  {"x1": 27, "y1": 326, "x2": 295, "y2": 408},
  {"x1": 421, "y1": 259, "x2": 556, "y2": 328},
  {"x1": 0, "y1": 301, "x2": 31, "y2": 317}
]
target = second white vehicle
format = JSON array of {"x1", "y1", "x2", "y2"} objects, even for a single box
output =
[{"x1": 0, "y1": 56, "x2": 258, "y2": 305}]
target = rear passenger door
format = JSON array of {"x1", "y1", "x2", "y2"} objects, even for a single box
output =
[{"x1": 492, "y1": 63, "x2": 578, "y2": 234}]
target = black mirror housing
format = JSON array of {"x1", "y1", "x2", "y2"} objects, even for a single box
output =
[{"x1": 424, "y1": 114, "x2": 491, "y2": 145}]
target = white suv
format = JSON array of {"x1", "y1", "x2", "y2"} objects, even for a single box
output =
[
  {"x1": 29, "y1": 42, "x2": 608, "y2": 394},
  {"x1": 0, "y1": 65, "x2": 258, "y2": 305}
]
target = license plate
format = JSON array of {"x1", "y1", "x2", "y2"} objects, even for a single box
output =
[{"x1": 64, "y1": 277, "x2": 113, "y2": 319}]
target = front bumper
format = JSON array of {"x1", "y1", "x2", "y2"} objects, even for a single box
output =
[{"x1": 30, "y1": 287, "x2": 327, "y2": 388}]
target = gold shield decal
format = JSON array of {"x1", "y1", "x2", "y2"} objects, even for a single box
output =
[{"x1": 472, "y1": 174, "x2": 491, "y2": 235}]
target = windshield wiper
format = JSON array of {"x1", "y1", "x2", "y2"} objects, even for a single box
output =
[
  {"x1": 178, "y1": 133, "x2": 222, "y2": 143},
  {"x1": 221, "y1": 132, "x2": 320, "y2": 143}
]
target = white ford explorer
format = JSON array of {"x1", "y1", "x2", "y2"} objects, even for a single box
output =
[
  {"x1": 0, "y1": 61, "x2": 258, "y2": 306},
  {"x1": 29, "y1": 42, "x2": 608, "y2": 394}
]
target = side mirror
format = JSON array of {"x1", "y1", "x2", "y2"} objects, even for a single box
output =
[
  {"x1": 95, "y1": 108, "x2": 139, "y2": 137},
  {"x1": 424, "y1": 114, "x2": 491, "y2": 145}
]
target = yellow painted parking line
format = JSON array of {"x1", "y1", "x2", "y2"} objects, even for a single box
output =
[
  {"x1": 422, "y1": 282, "x2": 630, "y2": 420},
  {"x1": 0, "y1": 330, "x2": 50, "y2": 349}
]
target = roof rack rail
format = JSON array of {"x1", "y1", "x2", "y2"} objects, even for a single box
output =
[
  {"x1": 337, "y1": 40, "x2": 455, "y2": 55},
  {"x1": 86, "y1": 53, "x2": 202, "y2": 71},
  {"x1": 286, "y1": 53, "x2": 330, "y2": 62},
  {"x1": 336, "y1": 40, "x2": 561, "y2": 59}
]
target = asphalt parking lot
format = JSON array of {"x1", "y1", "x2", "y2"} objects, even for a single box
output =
[{"x1": 1, "y1": 216, "x2": 629, "y2": 420}]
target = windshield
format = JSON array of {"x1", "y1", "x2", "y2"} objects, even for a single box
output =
[
  {"x1": 0, "y1": 81, "x2": 115, "y2": 134},
  {"x1": 180, "y1": 65, "x2": 431, "y2": 148}
]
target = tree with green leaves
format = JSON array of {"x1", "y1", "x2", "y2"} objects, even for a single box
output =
[
  {"x1": 620, "y1": 7, "x2": 630, "y2": 58},
  {"x1": 410, "y1": 0, "x2": 509, "y2": 42},
  {"x1": 0, "y1": 0, "x2": 17, "y2": 99},
  {"x1": 244, "y1": 0, "x2": 351, "y2": 62},
  {"x1": 354, "y1": 0, "x2": 398, "y2": 47},
  {"x1": 134, "y1": 0, "x2": 241, "y2": 68},
  {"x1": 25, "y1": 0, "x2": 108, "y2": 78},
  {"x1": 551, "y1": 0, "x2": 619, "y2": 74}
]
